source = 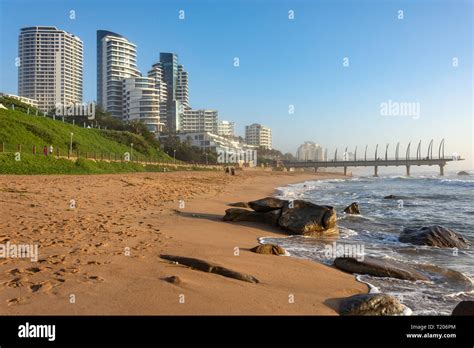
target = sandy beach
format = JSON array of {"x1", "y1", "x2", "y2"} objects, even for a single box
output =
[{"x1": 0, "y1": 169, "x2": 367, "y2": 315}]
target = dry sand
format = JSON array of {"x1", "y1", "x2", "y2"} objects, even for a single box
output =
[{"x1": 0, "y1": 169, "x2": 367, "y2": 315}]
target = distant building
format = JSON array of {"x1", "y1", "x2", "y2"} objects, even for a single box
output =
[
  {"x1": 18, "y1": 26, "x2": 83, "y2": 112},
  {"x1": 0, "y1": 93, "x2": 38, "y2": 108},
  {"x1": 181, "y1": 109, "x2": 218, "y2": 133},
  {"x1": 157, "y1": 53, "x2": 189, "y2": 132},
  {"x1": 218, "y1": 120, "x2": 235, "y2": 137},
  {"x1": 296, "y1": 141, "x2": 324, "y2": 161},
  {"x1": 122, "y1": 77, "x2": 163, "y2": 133},
  {"x1": 97, "y1": 30, "x2": 140, "y2": 119},
  {"x1": 161, "y1": 131, "x2": 257, "y2": 166},
  {"x1": 245, "y1": 123, "x2": 272, "y2": 149}
]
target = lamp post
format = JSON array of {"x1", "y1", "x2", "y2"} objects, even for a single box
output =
[
  {"x1": 130, "y1": 143, "x2": 134, "y2": 161},
  {"x1": 69, "y1": 132, "x2": 74, "y2": 156}
]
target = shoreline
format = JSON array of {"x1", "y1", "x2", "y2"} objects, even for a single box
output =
[{"x1": 0, "y1": 170, "x2": 368, "y2": 315}]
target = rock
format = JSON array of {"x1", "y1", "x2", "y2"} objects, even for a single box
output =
[
  {"x1": 383, "y1": 194, "x2": 407, "y2": 200},
  {"x1": 457, "y1": 171, "x2": 470, "y2": 176},
  {"x1": 223, "y1": 208, "x2": 255, "y2": 222},
  {"x1": 228, "y1": 202, "x2": 250, "y2": 208},
  {"x1": 160, "y1": 255, "x2": 259, "y2": 283},
  {"x1": 452, "y1": 301, "x2": 474, "y2": 315},
  {"x1": 278, "y1": 200, "x2": 339, "y2": 236},
  {"x1": 223, "y1": 208, "x2": 281, "y2": 225},
  {"x1": 343, "y1": 202, "x2": 360, "y2": 214},
  {"x1": 339, "y1": 293, "x2": 406, "y2": 316},
  {"x1": 164, "y1": 276, "x2": 182, "y2": 284},
  {"x1": 250, "y1": 244, "x2": 286, "y2": 255},
  {"x1": 334, "y1": 257, "x2": 429, "y2": 281},
  {"x1": 248, "y1": 197, "x2": 286, "y2": 212},
  {"x1": 400, "y1": 225, "x2": 471, "y2": 249}
]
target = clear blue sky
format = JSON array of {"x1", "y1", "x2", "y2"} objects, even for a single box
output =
[{"x1": 0, "y1": 0, "x2": 472, "y2": 169}]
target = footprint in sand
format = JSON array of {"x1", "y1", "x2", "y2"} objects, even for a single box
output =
[
  {"x1": 7, "y1": 297, "x2": 26, "y2": 306},
  {"x1": 29, "y1": 280, "x2": 59, "y2": 293},
  {"x1": 85, "y1": 275, "x2": 104, "y2": 282},
  {"x1": 5, "y1": 277, "x2": 25, "y2": 288}
]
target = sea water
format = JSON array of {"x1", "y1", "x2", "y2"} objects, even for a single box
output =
[{"x1": 261, "y1": 172, "x2": 474, "y2": 315}]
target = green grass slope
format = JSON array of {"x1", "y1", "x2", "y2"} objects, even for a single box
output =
[{"x1": 0, "y1": 108, "x2": 171, "y2": 160}]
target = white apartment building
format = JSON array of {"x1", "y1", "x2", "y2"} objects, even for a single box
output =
[
  {"x1": 122, "y1": 77, "x2": 163, "y2": 133},
  {"x1": 245, "y1": 123, "x2": 272, "y2": 149},
  {"x1": 180, "y1": 109, "x2": 218, "y2": 133},
  {"x1": 218, "y1": 120, "x2": 235, "y2": 137},
  {"x1": 296, "y1": 141, "x2": 324, "y2": 161},
  {"x1": 147, "y1": 62, "x2": 169, "y2": 129},
  {"x1": 176, "y1": 64, "x2": 189, "y2": 108},
  {"x1": 97, "y1": 30, "x2": 140, "y2": 119},
  {"x1": 18, "y1": 26, "x2": 83, "y2": 112}
]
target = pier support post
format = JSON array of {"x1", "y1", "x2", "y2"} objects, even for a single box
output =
[
  {"x1": 314, "y1": 167, "x2": 318, "y2": 173},
  {"x1": 344, "y1": 167, "x2": 347, "y2": 176},
  {"x1": 439, "y1": 164, "x2": 444, "y2": 176},
  {"x1": 374, "y1": 166, "x2": 378, "y2": 177},
  {"x1": 406, "y1": 165, "x2": 410, "y2": 176}
]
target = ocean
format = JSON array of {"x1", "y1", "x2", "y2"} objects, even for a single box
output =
[{"x1": 261, "y1": 172, "x2": 474, "y2": 315}]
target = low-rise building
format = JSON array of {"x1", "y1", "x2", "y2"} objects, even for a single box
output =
[
  {"x1": 0, "y1": 93, "x2": 39, "y2": 108},
  {"x1": 218, "y1": 120, "x2": 235, "y2": 137},
  {"x1": 245, "y1": 123, "x2": 272, "y2": 149}
]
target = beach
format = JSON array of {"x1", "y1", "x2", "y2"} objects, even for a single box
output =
[{"x1": 0, "y1": 169, "x2": 367, "y2": 315}]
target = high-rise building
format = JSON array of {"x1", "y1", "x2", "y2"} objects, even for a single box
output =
[
  {"x1": 218, "y1": 120, "x2": 235, "y2": 137},
  {"x1": 147, "y1": 62, "x2": 169, "y2": 128},
  {"x1": 245, "y1": 123, "x2": 272, "y2": 149},
  {"x1": 122, "y1": 77, "x2": 163, "y2": 133},
  {"x1": 176, "y1": 64, "x2": 189, "y2": 108},
  {"x1": 296, "y1": 141, "x2": 324, "y2": 161},
  {"x1": 157, "y1": 53, "x2": 189, "y2": 132},
  {"x1": 181, "y1": 109, "x2": 218, "y2": 133},
  {"x1": 97, "y1": 30, "x2": 140, "y2": 119},
  {"x1": 18, "y1": 26, "x2": 83, "y2": 112}
]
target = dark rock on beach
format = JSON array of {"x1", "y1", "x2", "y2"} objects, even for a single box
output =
[
  {"x1": 343, "y1": 202, "x2": 360, "y2": 214},
  {"x1": 224, "y1": 197, "x2": 339, "y2": 237},
  {"x1": 399, "y1": 225, "x2": 471, "y2": 249},
  {"x1": 248, "y1": 197, "x2": 286, "y2": 212},
  {"x1": 452, "y1": 301, "x2": 474, "y2": 316},
  {"x1": 228, "y1": 201, "x2": 251, "y2": 208},
  {"x1": 223, "y1": 208, "x2": 281, "y2": 225},
  {"x1": 457, "y1": 171, "x2": 470, "y2": 176},
  {"x1": 278, "y1": 200, "x2": 339, "y2": 236},
  {"x1": 160, "y1": 255, "x2": 259, "y2": 283},
  {"x1": 250, "y1": 244, "x2": 286, "y2": 255},
  {"x1": 164, "y1": 276, "x2": 182, "y2": 285},
  {"x1": 334, "y1": 257, "x2": 429, "y2": 281},
  {"x1": 339, "y1": 293, "x2": 406, "y2": 316}
]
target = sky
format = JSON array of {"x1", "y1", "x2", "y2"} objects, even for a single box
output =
[{"x1": 0, "y1": 0, "x2": 472, "y2": 170}]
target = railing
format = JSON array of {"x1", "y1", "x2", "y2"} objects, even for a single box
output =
[{"x1": 0, "y1": 142, "x2": 223, "y2": 169}]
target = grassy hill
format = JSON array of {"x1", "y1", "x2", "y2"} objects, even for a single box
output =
[
  {"x1": 0, "y1": 106, "x2": 200, "y2": 174},
  {"x1": 0, "y1": 108, "x2": 169, "y2": 159}
]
